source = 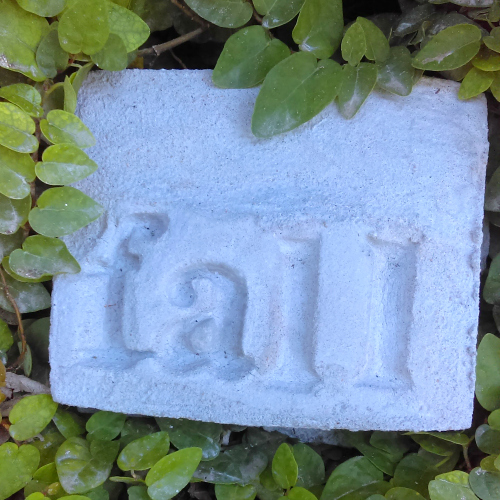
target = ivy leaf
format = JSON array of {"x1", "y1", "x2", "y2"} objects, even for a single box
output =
[
  {"x1": 86, "y1": 411, "x2": 127, "y2": 441},
  {"x1": 0, "y1": 102, "x2": 37, "y2": 154},
  {"x1": 376, "y1": 46, "x2": 414, "y2": 97},
  {"x1": 0, "y1": 443, "x2": 40, "y2": 500},
  {"x1": 428, "y1": 471, "x2": 478, "y2": 500},
  {"x1": 213, "y1": 26, "x2": 289, "y2": 88},
  {"x1": 288, "y1": 488, "x2": 317, "y2": 500},
  {"x1": 0, "y1": 84, "x2": 43, "y2": 118},
  {"x1": 408, "y1": 434, "x2": 459, "y2": 457},
  {"x1": 476, "y1": 424, "x2": 500, "y2": 455},
  {"x1": 252, "y1": 52, "x2": 342, "y2": 138},
  {"x1": 37, "y1": 25, "x2": 70, "y2": 79},
  {"x1": 36, "y1": 144, "x2": 97, "y2": 186},
  {"x1": 458, "y1": 67, "x2": 493, "y2": 99},
  {"x1": 145, "y1": 447, "x2": 203, "y2": 500},
  {"x1": 108, "y1": 2, "x2": 150, "y2": 52},
  {"x1": 385, "y1": 487, "x2": 424, "y2": 499},
  {"x1": 472, "y1": 46, "x2": 500, "y2": 71},
  {"x1": 476, "y1": 333, "x2": 500, "y2": 411},
  {"x1": 128, "y1": 486, "x2": 150, "y2": 500},
  {"x1": 341, "y1": 22, "x2": 366, "y2": 66},
  {"x1": 130, "y1": 0, "x2": 175, "y2": 33},
  {"x1": 292, "y1": 0, "x2": 343, "y2": 59},
  {"x1": 64, "y1": 77, "x2": 77, "y2": 114},
  {"x1": 40, "y1": 110, "x2": 95, "y2": 149},
  {"x1": 485, "y1": 27, "x2": 500, "y2": 53},
  {"x1": 91, "y1": 33, "x2": 128, "y2": 72},
  {"x1": 337, "y1": 63, "x2": 378, "y2": 119},
  {"x1": 56, "y1": 437, "x2": 119, "y2": 494},
  {"x1": 392, "y1": 454, "x2": 438, "y2": 497},
  {"x1": 253, "y1": 0, "x2": 305, "y2": 29},
  {"x1": 0, "y1": 192, "x2": 30, "y2": 234},
  {"x1": 0, "y1": 1, "x2": 49, "y2": 82},
  {"x1": 117, "y1": 432, "x2": 170, "y2": 471},
  {"x1": 9, "y1": 395, "x2": 59, "y2": 441},
  {"x1": 0, "y1": 270, "x2": 50, "y2": 313},
  {"x1": 184, "y1": 0, "x2": 252, "y2": 28},
  {"x1": 0, "y1": 145, "x2": 35, "y2": 199},
  {"x1": 121, "y1": 418, "x2": 159, "y2": 447},
  {"x1": 53, "y1": 408, "x2": 86, "y2": 439},
  {"x1": 0, "y1": 319, "x2": 13, "y2": 351},
  {"x1": 469, "y1": 467, "x2": 500, "y2": 499},
  {"x1": 0, "y1": 228, "x2": 23, "y2": 259},
  {"x1": 29, "y1": 186, "x2": 103, "y2": 237},
  {"x1": 320, "y1": 456, "x2": 384, "y2": 500},
  {"x1": 8, "y1": 235, "x2": 80, "y2": 280},
  {"x1": 16, "y1": 0, "x2": 66, "y2": 17},
  {"x1": 215, "y1": 484, "x2": 256, "y2": 500},
  {"x1": 272, "y1": 443, "x2": 298, "y2": 489},
  {"x1": 293, "y1": 444, "x2": 325, "y2": 489},
  {"x1": 357, "y1": 17, "x2": 390, "y2": 63},
  {"x1": 58, "y1": 0, "x2": 110, "y2": 55},
  {"x1": 412, "y1": 24, "x2": 482, "y2": 71},
  {"x1": 71, "y1": 62, "x2": 95, "y2": 94},
  {"x1": 485, "y1": 254, "x2": 500, "y2": 304},
  {"x1": 157, "y1": 418, "x2": 222, "y2": 461}
]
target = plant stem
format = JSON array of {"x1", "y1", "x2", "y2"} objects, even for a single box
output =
[{"x1": 137, "y1": 28, "x2": 205, "y2": 57}]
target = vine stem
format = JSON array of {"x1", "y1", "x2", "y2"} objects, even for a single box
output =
[
  {"x1": 0, "y1": 267, "x2": 26, "y2": 371},
  {"x1": 137, "y1": 28, "x2": 206, "y2": 57}
]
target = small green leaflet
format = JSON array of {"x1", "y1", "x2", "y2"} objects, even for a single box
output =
[
  {"x1": 108, "y1": 2, "x2": 150, "y2": 52},
  {"x1": 0, "y1": 145, "x2": 35, "y2": 199},
  {"x1": 0, "y1": 192, "x2": 31, "y2": 235},
  {"x1": 9, "y1": 395, "x2": 59, "y2": 441},
  {"x1": 184, "y1": 0, "x2": 253, "y2": 28},
  {"x1": 0, "y1": 102, "x2": 37, "y2": 154},
  {"x1": 253, "y1": 0, "x2": 305, "y2": 29},
  {"x1": 459, "y1": 67, "x2": 493, "y2": 99},
  {"x1": 36, "y1": 25, "x2": 70, "y2": 80},
  {"x1": 476, "y1": 333, "x2": 500, "y2": 411},
  {"x1": 86, "y1": 411, "x2": 127, "y2": 441},
  {"x1": 0, "y1": 84, "x2": 43, "y2": 118},
  {"x1": 41, "y1": 110, "x2": 96, "y2": 149},
  {"x1": 16, "y1": 0, "x2": 67, "y2": 17},
  {"x1": 428, "y1": 471, "x2": 479, "y2": 500},
  {"x1": 342, "y1": 22, "x2": 366, "y2": 66},
  {"x1": 376, "y1": 46, "x2": 414, "y2": 97},
  {"x1": 117, "y1": 432, "x2": 171, "y2": 471},
  {"x1": 0, "y1": 272, "x2": 51, "y2": 313},
  {"x1": 0, "y1": 443, "x2": 40, "y2": 500},
  {"x1": 337, "y1": 63, "x2": 378, "y2": 119},
  {"x1": 272, "y1": 443, "x2": 298, "y2": 489},
  {"x1": 91, "y1": 33, "x2": 129, "y2": 72}
]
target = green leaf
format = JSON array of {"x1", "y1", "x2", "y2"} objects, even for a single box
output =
[
  {"x1": 428, "y1": 471, "x2": 478, "y2": 500},
  {"x1": 459, "y1": 67, "x2": 493, "y2": 99},
  {"x1": 293, "y1": 444, "x2": 325, "y2": 489},
  {"x1": 0, "y1": 102, "x2": 37, "y2": 154},
  {"x1": 0, "y1": 319, "x2": 13, "y2": 351},
  {"x1": 489, "y1": 409, "x2": 500, "y2": 430},
  {"x1": 128, "y1": 485, "x2": 151, "y2": 500},
  {"x1": 272, "y1": 443, "x2": 298, "y2": 489},
  {"x1": 40, "y1": 110, "x2": 95, "y2": 149},
  {"x1": 36, "y1": 24, "x2": 70, "y2": 80},
  {"x1": 292, "y1": 0, "x2": 343, "y2": 59},
  {"x1": 337, "y1": 63, "x2": 377, "y2": 119},
  {"x1": 0, "y1": 443, "x2": 40, "y2": 500},
  {"x1": 32, "y1": 423, "x2": 66, "y2": 467},
  {"x1": 0, "y1": 1, "x2": 49, "y2": 82},
  {"x1": 213, "y1": 26, "x2": 289, "y2": 88},
  {"x1": 58, "y1": 0, "x2": 109, "y2": 55},
  {"x1": 472, "y1": 46, "x2": 500, "y2": 71},
  {"x1": 29, "y1": 186, "x2": 104, "y2": 237},
  {"x1": 184, "y1": 0, "x2": 252, "y2": 28},
  {"x1": 252, "y1": 52, "x2": 342, "y2": 138},
  {"x1": 0, "y1": 272, "x2": 50, "y2": 313},
  {"x1": 193, "y1": 444, "x2": 268, "y2": 485},
  {"x1": 412, "y1": 24, "x2": 482, "y2": 71},
  {"x1": 120, "y1": 418, "x2": 158, "y2": 447},
  {"x1": 0, "y1": 192, "x2": 30, "y2": 234},
  {"x1": 485, "y1": 27, "x2": 500, "y2": 53},
  {"x1": 0, "y1": 145, "x2": 35, "y2": 199},
  {"x1": 86, "y1": 411, "x2": 127, "y2": 441},
  {"x1": 288, "y1": 487, "x2": 317, "y2": 500},
  {"x1": 145, "y1": 447, "x2": 203, "y2": 500},
  {"x1": 409, "y1": 434, "x2": 459, "y2": 457},
  {"x1": 9, "y1": 395, "x2": 59, "y2": 441},
  {"x1": 357, "y1": 17, "x2": 389, "y2": 63},
  {"x1": 108, "y1": 2, "x2": 150, "y2": 52},
  {"x1": 64, "y1": 77, "x2": 77, "y2": 114},
  {"x1": 253, "y1": 0, "x2": 305, "y2": 29},
  {"x1": 469, "y1": 468, "x2": 500, "y2": 500},
  {"x1": 385, "y1": 487, "x2": 424, "y2": 499},
  {"x1": 117, "y1": 432, "x2": 170, "y2": 471},
  {"x1": 36, "y1": 143, "x2": 97, "y2": 186},
  {"x1": 370, "y1": 432, "x2": 411, "y2": 458},
  {"x1": 485, "y1": 255, "x2": 500, "y2": 305},
  {"x1": 71, "y1": 63, "x2": 95, "y2": 94},
  {"x1": 392, "y1": 454, "x2": 438, "y2": 497},
  {"x1": 0, "y1": 84, "x2": 43, "y2": 118},
  {"x1": 157, "y1": 418, "x2": 221, "y2": 461},
  {"x1": 414, "y1": 432, "x2": 469, "y2": 446},
  {"x1": 320, "y1": 456, "x2": 384, "y2": 500},
  {"x1": 341, "y1": 22, "x2": 366, "y2": 66},
  {"x1": 91, "y1": 33, "x2": 128, "y2": 72},
  {"x1": 476, "y1": 333, "x2": 500, "y2": 410},
  {"x1": 9, "y1": 235, "x2": 80, "y2": 280},
  {"x1": 16, "y1": 0, "x2": 66, "y2": 16},
  {"x1": 130, "y1": 0, "x2": 174, "y2": 33},
  {"x1": 56, "y1": 437, "x2": 119, "y2": 494},
  {"x1": 53, "y1": 408, "x2": 86, "y2": 439},
  {"x1": 215, "y1": 484, "x2": 256, "y2": 500},
  {"x1": 0, "y1": 228, "x2": 23, "y2": 259},
  {"x1": 476, "y1": 424, "x2": 500, "y2": 455},
  {"x1": 376, "y1": 46, "x2": 414, "y2": 96}
]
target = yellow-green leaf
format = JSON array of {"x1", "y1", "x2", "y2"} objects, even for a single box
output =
[
  {"x1": 472, "y1": 46, "x2": 500, "y2": 71},
  {"x1": 0, "y1": 84, "x2": 43, "y2": 118},
  {"x1": 36, "y1": 24, "x2": 69, "y2": 79},
  {"x1": 41, "y1": 110, "x2": 95, "y2": 148},
  {"x1": 9, "y1": 395, "x2": 59, "y2": 441},
  {"x1": 0, "y1": 102, "x2": 37, "y2": 153},
  {"x1": 0, "y1": 192, "x2": 31, "y2": 234},
  {"x1": 184, "y1": 0, "x2": 252, "y2": 29},
  {"x1": 0, "y1": 443, "x2": 40, "y2": 500},
  {"x1": 16, "y1": 0, "x2": 66, "y2": 17},
  {"x1": 0, "y1": 145, "x2": 35, "y2": 199},
  {"x1": 109, "y1": 2, "x2": 150, "y2": 52},
  {"x1": 357, "y1": 17, "x2": 390, "y2": 63},
  {"x1": 341, "y1": 21, "x2": 366, "y2": 66},
  {"x1": 459, "y1": 67, "x2": 493, "y2": 99},
  {"x1": 91, "y1": 33, "x2": 128, "y2": 71}
]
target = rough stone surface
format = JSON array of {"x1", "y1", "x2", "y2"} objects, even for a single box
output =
[{"x1": 50, "y1": 69, "x2": 488, "y2": 431}]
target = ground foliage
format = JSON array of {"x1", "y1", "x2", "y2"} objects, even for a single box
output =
[{"x1": 2, "y1": 0, "x2": 500, "y2": 499}]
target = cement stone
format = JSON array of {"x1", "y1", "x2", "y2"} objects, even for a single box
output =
[{"x1": 50, "y1": 69, "x2": 488, "y2": 431}]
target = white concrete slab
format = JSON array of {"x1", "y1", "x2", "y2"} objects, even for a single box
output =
[{"x1": 49, "y1": 69, "x2": 488, "y2": 431}]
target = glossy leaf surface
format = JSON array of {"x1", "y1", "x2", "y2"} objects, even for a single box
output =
[
  {"x1": 41, "y1": 110, "x2": 95, "y2": 149},
  {"x1": 0, "y1": 102, "x2": 37, "y2": 154},
  {"x1": 0, "y1": 145, "x2": 35, "y2": 199},
  {"x1": 117, "y1": 432, "x2": 170, "y2": 471},
  {"x1": 0, "y1": 443, "x2": 40, "y2": 500},
  {"x1": 184, "y1": 0, "x2": 252, "y2": 28},
  {"x1": 476, "y1": 334, "x2": 500, "y2": 411},
  {"x1": 0, "y1": 84, "x2": 43, "y2": 118},
  {"x1": 253, "y1": 0, "x2": 305, "y2": 29},
  {"x1": 337, "y1": 63, "x2": 378, "y2": 119},
  {"x1": 0, "y1": 272, "x2": 51, "y2": 313},
  {"x1": 9, "y1": 395, "x2": 58, "y2": 441},
  {"x1": 272, "y1": 443, "x2": 298, "y2": 489}
]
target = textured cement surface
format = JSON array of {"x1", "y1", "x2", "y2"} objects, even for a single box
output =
[{"x1": 50, "y1": 69, "x2": 488, "y2": 431}]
